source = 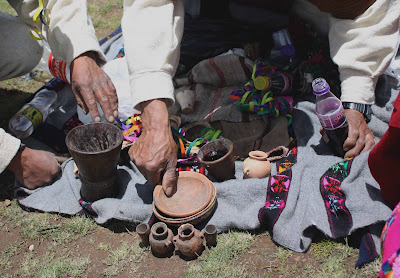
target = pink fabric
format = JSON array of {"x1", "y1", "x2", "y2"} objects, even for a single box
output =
[{"x1": 380, "y1": 202, "x2": 400, "y2": 278}]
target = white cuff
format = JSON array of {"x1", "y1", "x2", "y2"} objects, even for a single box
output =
[
  {"x1": 130, "y1": 72, "x2": 175, "y2": 111},
  {"x1": 0, "y1": 130, "x2": 21, "y2": 173},
  {"x1": 339, "y1": 75, "x2": 377, "y2": 105}
]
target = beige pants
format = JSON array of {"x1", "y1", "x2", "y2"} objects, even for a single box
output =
[{"x1": 0, "y1": 12, "x2": 43, "y2": 80}]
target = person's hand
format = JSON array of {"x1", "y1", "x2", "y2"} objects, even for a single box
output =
[
  {"x1": 70, "y1": 51, "x2": 118, "y2": 123},
  {"x1": 128, "y1": 99, "x2": 178, "y2": 196},
  {"x1": 343, "y1": 109, "x2": 375, "y2": 158},
  {"x1": 7, "y1": 147, "x2": 62, "y2": 190}
]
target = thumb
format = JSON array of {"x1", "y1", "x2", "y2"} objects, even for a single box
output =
[{"x1": 162, "y1": 163, "x2": 178, "y2": 197}]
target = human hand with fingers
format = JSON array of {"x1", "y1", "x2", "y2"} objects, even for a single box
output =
[
  {"x1": 343, "y1": 109, "x2": 375, "y2": 158},
  {"x1": 70, "y1": 51, "x2": 118, "y2": 123},
  {"x1": 7, "y1": 147, "x2": 62, "y2": 190},
  {"x1": 128, "y1": 99, "x2": 178, "y2": 197}
]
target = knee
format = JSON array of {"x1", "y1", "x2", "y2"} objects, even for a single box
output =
[{"x1": 0, "y1": 12, "x2": 43, "y2": 80}]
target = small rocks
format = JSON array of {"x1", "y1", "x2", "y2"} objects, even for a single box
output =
[
  {"x1": 28, "y1": 244, "x2": 34, "y2": 252},
  {"x1": 4, "y1": 199, "x2": 11, "y2": 207}
]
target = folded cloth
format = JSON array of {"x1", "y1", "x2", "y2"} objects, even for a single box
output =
[
  {"x1": 170, "y1": 54, "x2": 261, "y2": 124},
  {"x1": 210, "y1": 116, "x2": 290, "y2": 158}
]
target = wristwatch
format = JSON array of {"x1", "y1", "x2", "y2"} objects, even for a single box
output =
[
  {"x1": 342, "y1": 102, "x2": 372, "y2": 123},
  {"x1": 17, "y1": 142, "x2": 26, "y2": 153}
]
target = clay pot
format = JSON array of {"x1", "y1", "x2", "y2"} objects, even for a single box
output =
[
  {"x1": 65, "y1": 122, "x2": 123, "y2": 202},
  {"x1": 176, "y1": 90, "x2": 196, "y2": 114},
  {"x1": 136, "y1": 223, "x2": 150, "y2": 247},
  {"x1": 173, "y1": 224, "x2": 205, "y2": 258},
  {"x1": 197, "y1": 138, "x2": 235, "y2": 182},
  {"x1": 149, "y1": 222, "x2": 174, "y2": 257},
  {"x1": 243, "y1": 151, "x2": 271, "y2": 179},
  {"x1": 169, "y1": 115, "x2": 181, "y2": 130},
  {"x1": 204, "y1": 224, "x2": 217, "y2": 247}
]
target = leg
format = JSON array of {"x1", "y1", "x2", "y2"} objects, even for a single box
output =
[{"x1": 0, "y1": 12, "x2": 43, "y2": 80}]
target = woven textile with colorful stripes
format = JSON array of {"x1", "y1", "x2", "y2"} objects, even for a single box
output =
[
  {"x1": 230, "y1": 59, "x2": 293, "y2": 124},
  {"x1": 258, "y1": 125, "x2": 364, "y2": 248}
]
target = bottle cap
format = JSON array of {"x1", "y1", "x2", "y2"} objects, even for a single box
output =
[
  {"x1": 254, "y1": 76, "x2": 271, "y2": 91},
  {"x1": 280, "y1": 44, "x2": 295, "y2": 58},
  {"x1": 312, "y1": 77, "x2": 330, "y2": 95}
]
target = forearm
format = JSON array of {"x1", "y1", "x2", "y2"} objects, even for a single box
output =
[
  {"x1": 328, "y1": 0, "x2": 400, "y2": 105},
  {"x1": 121, "y1": 0, "x2": 184, "y2": 110},
  {"x1": 0, "y1": 129, "x2": 21, "y2": 173}
]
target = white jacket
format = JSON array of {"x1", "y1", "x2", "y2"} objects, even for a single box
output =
[
  {"x1": 293, "y1": 0, "x2": 400, "y2": 105},
  {"x1": 0, "y1": 0, "x2": 184, "y2": 173}
]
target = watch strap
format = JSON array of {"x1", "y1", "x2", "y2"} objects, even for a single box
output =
[
  {"x1": 18, "y1": 142, "x2": 26, "y2": 153},
  {"x1": 342, "y1": 102, "x2": 372, "y2": 122}
]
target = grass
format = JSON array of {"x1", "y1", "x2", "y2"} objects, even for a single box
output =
[
  {"x1": 186, "y1": 231, "x2": 255, "y2": 278},
  {"x1": 306, "y1": 239, "x2": 381, "y2": 278},
  {"x1": 0, "y1": 200, "x2": 96, "y2": 243},
  {"x1": 87, "y1": 0, "x2": 123, "y2": 38},
  {"x1": 103, "y1": 242, "x2": 144, "y2": 277},
  {"x1": 16, "y1": 252, "x2": 90, "y2": 278},
  {"x1": 0, "y1": 0, "x2": 15, "y2": 15}
]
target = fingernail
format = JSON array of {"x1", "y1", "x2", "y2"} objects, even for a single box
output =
[
  {"x1": 108, "y1": 116, "x2": 115, "y2": 123},
  {"x1": 94, "y1": 116, "x2": 101, "y2": 122},
  {"x1": 113, "y1": 110, "x2": 118, "y2": 118},
  {"x1": 82, "y1": 108, "x2": 88, "y2": 115},
  {"x1": 165, "y1": 187, "x2": 173, "y2": 197}
]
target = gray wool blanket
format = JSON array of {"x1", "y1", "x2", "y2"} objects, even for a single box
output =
[
  {"x1": 16, "y1": 74, "x2": 398, "y2": 260},
  {"x1": 15, "y1": 29, "x2": 399, "y2": 264}
]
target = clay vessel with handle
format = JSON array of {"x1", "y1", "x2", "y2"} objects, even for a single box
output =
[
  {"x1": 243, "y1": 150, "x2": 271, "y2": 179},
  {"x1": 173, "y1": 224, "x2": 205, "y2": 258}
]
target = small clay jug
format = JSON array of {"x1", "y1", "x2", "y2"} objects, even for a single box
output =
[
  {"x1": 149, "y1": 222, "x2": 174, "y2": 257},
  {"x1": 136, "y1": 223, "x2": 150, "y2": 247},
  {"x1": 243, "y1": 151, "x2": 271, "y2": 179},
  {"x1": 173, "y1": 224, "x2": 205, "y2": 258}
]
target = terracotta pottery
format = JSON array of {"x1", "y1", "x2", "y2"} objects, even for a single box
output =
[
  {"x1": 204, "y1": 224, "x2": 217, "y2": 247},
  {"x1": 65, "y1": 122, "x2": 123, "y2": 202},
  {"x1": 152, "y1": 186, "x2": 217, "y2": 227},
  {"x1": 169, "y1": 115, "x2": 181, "y2": 130},
  {"x1": 173, "y1": 224, "x2": 205, "y2": 258},
  {"x1": 149, "y1": 222, "x2": 174, "y2": 257},
  {"x1": 136, "y1": 223, "x2": 150, "y2": 246},
  {"x1": 181, "y1": 121, "x2": 211, "y2": 142},
  {"x1": 197, "y1": 138, "x2": 235, "y2": 182},
  {"x1": 176, "y1": 89, "x2": 196, "y2": 114},
  {"x1": 265, "y1": 145, "x2": 289, "y2": 162},
  {"x1": 243, "y1": 151, "x2": 271, "y2": 179},
  {"x1": 153, "y1": 171, "x2": 213, "y2": 218}
]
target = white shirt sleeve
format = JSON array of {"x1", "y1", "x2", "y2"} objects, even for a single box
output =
[
  {"x1": 0, "y1": 129, "x2": 20, "y2": 173},
  {"x1": 45, "y1": 0, "x2": 107, "y2": 66},
  {"x1": 328, "y1": 0, "x2": 400, "y2": 105},
  {"x1": 121, "y1": 0, "x2": 185, "y2": 110}
]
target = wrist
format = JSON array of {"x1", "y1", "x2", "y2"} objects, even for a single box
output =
[
  {"x1": 342, "y1": 102, "x2": 372, "y2": 123},
  {"x1": 71, "y1": 51, "x2": 99, "y2": 67},
  {"x1": 141, "y1": 99, "x2": 170, "y2": 130},
  {"x1": 7, "y1": 143, "x2": 26, "y2": 172}
]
